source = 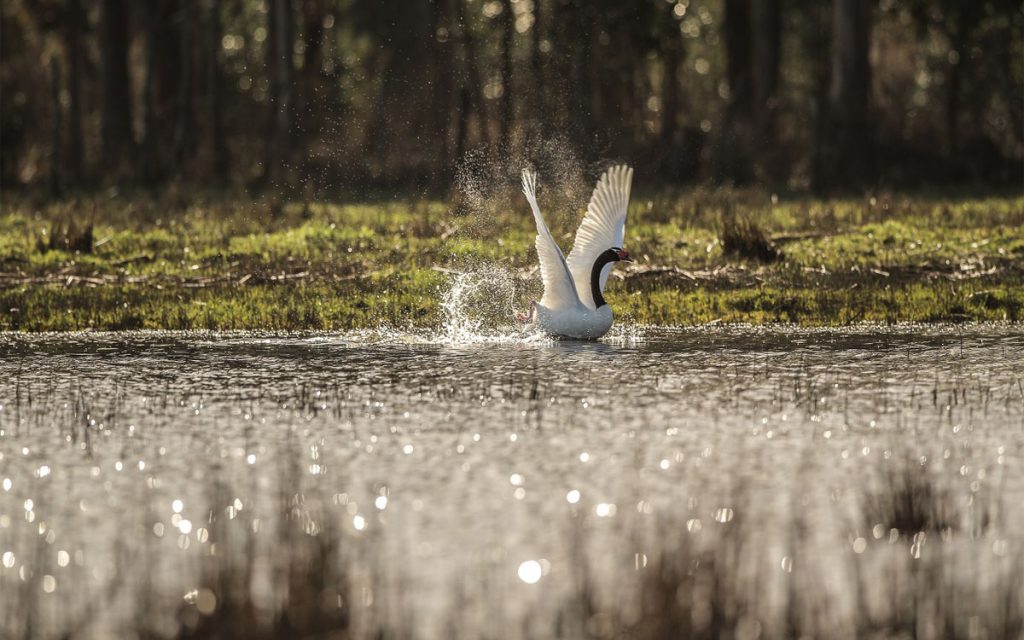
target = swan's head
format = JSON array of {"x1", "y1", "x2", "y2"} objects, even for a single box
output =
[{"x1": 611, "y1": 247, "x2": 634, "y2": 262}]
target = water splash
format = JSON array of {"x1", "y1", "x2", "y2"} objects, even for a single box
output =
[
  {"x1": 334, "y1": 266, "x2": 547, "y2": 346},
  {"x1": 454, "y1": 134, "x2": 591, "y2": 226},
  {"x1": 436, "y1": 267, "x2": 547, "y2": 345}
]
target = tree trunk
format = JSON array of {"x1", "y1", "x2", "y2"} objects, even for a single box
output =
[
  {"x1": 824, "y1": 0, "x2": 871, "y2": 189},
  {"x1": 716, "y1": 0, "x2": 754, "y2": 184},
  {"x1": 661, "y1": 34, "x2": 682, "y2": 143},
  {"x1": 943, "y1": 4, "x2": 978, "y2": 157},
  {"x1": 595, "y1": 5, "x2": 634, "y2": 146},
  {"x1": 530, "y1": 0, "x2": 544, "y2": 130},
  {"x1": 752, "y1": 0, "x2": 781, "y2": 125},
  {"x1": 564, "y1": 0, "x2": 594, "y2": 148},
  {"x1": 454, "y1": 85, "x2": 471, "y2": 165},
  {"x1": 752, "y1": 0, "x2": 781, "y2": 179},
  {"x1": 299, "y1": 0, "x2": 325, "y2": 143},
  {"x1": 172, "y1": 2, "x2": 196, "y2": 174},
  {"x1": 430, "y1": 0, "x2": 455, "y2": 179},
  {"x1": 945, "y1": 47, "x2": 962, "y2": 157},
  {"x1": 808, "y1": 1, "x2": 832, "y2": 190},
  {"x1": 139, "y1": 0, "x2": 160, "y2": 185},
  {"x1": 64, "y1": 0, "x2": 85, "y2": 186},
  {"x1": 274, "y1": 0, "x2": 294, "y2": 181},
  {"x1": 262, "y1": 0, "x2": 278, "y2": 183},
  {"x1": 499, "y1": 0, "x2": 514, "y2": 148},
  {"x1": 49, "y1": 59, "x2": 63, "y2": 198},
  {"x1": 724, "y1": 0, "x2": 754, "y2": 122},
  {"x1": 998, "y1": 10, "x2": 1024, "y2": 149},
  {"x1": 455, "y1": 0, "x2": 489, "y2": 147},
  {"x1": 264, "y1": 0, "x2": 294, "y2": 184},
  {"x1": 207, "y1": 0, "x2": 229, "y2": 183},
  {"x1": 99, "y1": 0, "x2": 134, "y2": 172}
]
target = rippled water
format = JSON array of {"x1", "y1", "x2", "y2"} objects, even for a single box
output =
[{"x1": 1, "y1": 326, "x2": 1022, "y2": 639}]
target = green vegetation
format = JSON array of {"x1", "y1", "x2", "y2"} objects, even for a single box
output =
[{"x1": 1, "y1": 191, "x2": 1022, "y2": 331}]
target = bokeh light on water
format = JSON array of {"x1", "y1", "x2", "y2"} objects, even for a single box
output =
[{"x1": 0, "y1": 326, "x2": 1021, "y2": 639}]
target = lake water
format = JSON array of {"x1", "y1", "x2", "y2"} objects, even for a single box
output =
[{"x1": 1, "y1": 326, "x2": 1022, "y2": 639}]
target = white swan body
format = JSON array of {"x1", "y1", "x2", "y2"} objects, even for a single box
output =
[
  {"x1": 520, "y1": 165, "x2": 633, "y2": 339},
  {"x1": 535, "y1": 302, "x2": 613, "y2": 340}
]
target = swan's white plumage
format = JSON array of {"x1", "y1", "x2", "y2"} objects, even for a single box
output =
[
  {"x1": 521, "y1": 169, "x2": 579, "y2": 311},
  {"x1": 519, "y1": 165, "x2": 632, "y2": 339},
  {"x1": 566, "y1": 165, "x2": 632, "y2": 309}
]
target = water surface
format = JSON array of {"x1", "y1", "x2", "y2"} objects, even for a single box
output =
[{"x1": 1, "y1": 326, "x2": 1022, "y2": 639}]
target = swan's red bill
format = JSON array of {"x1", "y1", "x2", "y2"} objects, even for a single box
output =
[{"x1": 615, "y1": 249, "x2": 633, "y2": 262}]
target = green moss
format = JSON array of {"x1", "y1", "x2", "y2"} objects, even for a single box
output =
[
  {"x1": 609, "y1": 282, "x2": 1023, "y2": 326},
  {"x1": 1, "y1": 191, "x2": 1021, "y2": 331}
]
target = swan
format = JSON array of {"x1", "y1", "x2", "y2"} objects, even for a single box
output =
[{"x1": 520, "y1": 164, "x2": 634, "y2": 339}]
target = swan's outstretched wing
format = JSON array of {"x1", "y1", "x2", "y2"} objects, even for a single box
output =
[
  {"x1": 522, "y1": 169, "x2": 580, "y2": 311},
  {"x1": 566, "y1": 165, "x2": 633, "y2": 309}
]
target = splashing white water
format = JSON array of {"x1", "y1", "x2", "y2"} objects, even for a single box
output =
[
  {"x1": 437, "y1": 267, "x2": 547, "y2": 345},
  {"x1": 335, "y1": 266, "x2": 547, "y2": 346}
]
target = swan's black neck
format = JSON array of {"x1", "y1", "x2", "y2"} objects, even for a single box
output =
[{"x1": 590, "y1": 249, "x2": 621, "y2": 308}]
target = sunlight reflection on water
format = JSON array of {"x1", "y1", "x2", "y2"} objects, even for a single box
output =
[{"x1": 0, "y1": 325, "x2": 1022, "y2": 639}]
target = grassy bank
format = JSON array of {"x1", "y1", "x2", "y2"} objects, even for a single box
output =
[{"x1": 1, "y1": 190, "x2": 1022, "y2": 330}]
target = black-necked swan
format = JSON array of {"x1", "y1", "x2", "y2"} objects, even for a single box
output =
[{"x1": 519, "y1": 165, "x2": 634, "y2": 339}]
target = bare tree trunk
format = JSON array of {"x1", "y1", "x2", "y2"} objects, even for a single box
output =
[
  {"x1": 49, "y1": 59, "x2": 63, "y2": 198},
  {"x1": 945, "y1": 48, "x2": 962, "y2": 157},
  {"x1": 430, "y1": 0, "x2": 455, "y2": 179},
  {"x1": 172, "y1": 2, "x2": 196, "y2": 175},
  {"x1": 530, "y1": 0, "x2": 544, "y2": 130},
  {"x1": 550, "y1": 0, "x2": 574, "y2": 138},
  {"x1": 752, "y1": 0, "x2": 782, "y2": 179},
  {"x1": 139, "y1": 0, "x2": 160, "y2": 185},
  {"x1": 264, "y1": 0, "x2": 295, "y2": 184},
  {"x1": 564, "y1": 0, "x2": 594, "y2": 148},
  {"x1": 998, "y1": 11, "x2": 1024, "y2": 149},
  {"x1": 207, "y1": 0, "x2": 229, "y2": 183},
  {"x1": 724, "y1": 0, "x2": 754, "y2": 116},
  {"x1": 299, "y1": 0, "x2": 325, "y2": 143},
  {"x1": 499, "y1": 0, "x2": 514, "y2": 148},
  {"x1": 661, "y1": 35, "x2": 682, "y2": 143},
  {"x1": 274, "y1": 0, "x2": 294, "y2": 181},
  {"x1": 943, "y1": 4, "x2": 978, "y2": 157},
  {"x1": 752, "y1": 0, "x2": 781, "y2": 126},
  {"x1": 262, "y1": 0, "x2": 279, "y2": 183},
  {"x1": 455, "y1": 0, "x2": 489, "y2": 147},
  {"x1": 99, "y1": 0, "x2": 133, "y2": 172},
  {"x1": 824, "y1": 0, "x2": 871, "y2": 189},
  {"x1": 715, "y1": 0, "x2": 754, "y2": 183},
  {"x1": 577, "y1": 13, "x2": 594, "y2": 146},
  {"x1": 595, "y1": 5, "x2": 633, "y2": 145},
  {"x1": 64, "y1": 0, "x2": 85, "y2": 186},
  {"x1": 808, "y1": 2, "x2": 832, "y2": 190},
  {"x1": 454, "y1": 85, "x2": 471, "y2": 164}
]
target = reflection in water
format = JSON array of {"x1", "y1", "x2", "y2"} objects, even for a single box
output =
[{"x1": 0, "y1": 326, "x2": 1022, "y2": 639}]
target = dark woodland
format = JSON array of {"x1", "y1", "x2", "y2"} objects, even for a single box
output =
[{"x1": 2, "y1": 0, "x2": 1022, "y2": 196}]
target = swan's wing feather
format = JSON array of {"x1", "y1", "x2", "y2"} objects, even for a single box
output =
[
  {"x1": 566, "y1": 165, "x2": 633, "y2": 309},
  {"x1": 521, "y1": 169, "x2": 580, "y2": 310}
]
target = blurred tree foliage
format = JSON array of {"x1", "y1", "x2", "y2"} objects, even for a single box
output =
[{"x1": 1, "y1": 0, "x2": 1021, "y2": 195}]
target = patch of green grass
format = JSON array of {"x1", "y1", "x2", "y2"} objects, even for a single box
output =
[
  {"x1": 1, "y1": 274, "x2": 443, "y2": 331},
  {"x1": 1, "y1": 190, "x2": 1021, "y2": 330},
  {"x1": 611, "y1": 281, "x2": 1021, "y2": 326}
]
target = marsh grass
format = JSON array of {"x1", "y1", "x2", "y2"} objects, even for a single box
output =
[
  {"x1": 718, "y1": 210, "x2": 781, "y2": 263},
  {"x1": 35, "y1": 219, "x2": 94, "y2": 254},
  {"x1": 1, "y1": 191, "x2": 1022, "y2": 330}
]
